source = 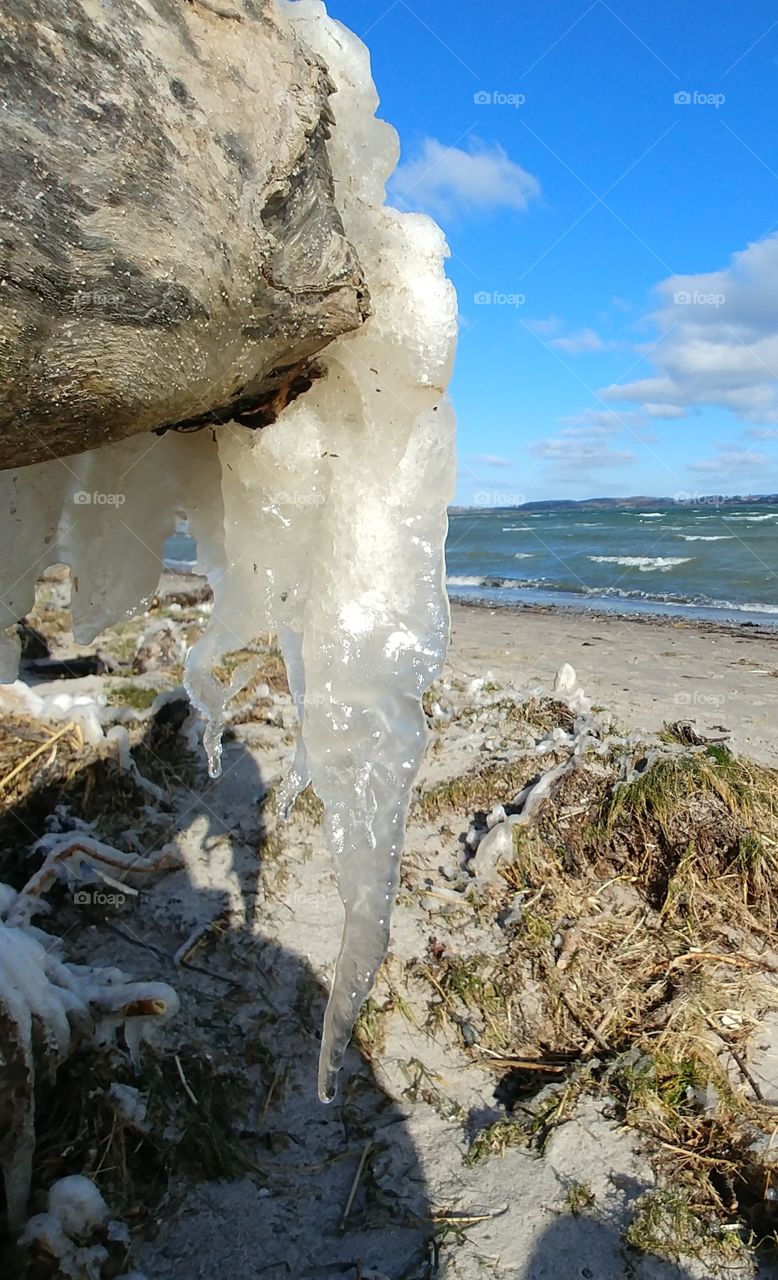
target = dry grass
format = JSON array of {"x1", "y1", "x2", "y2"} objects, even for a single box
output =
[
  {"x1": 409, "y1": 729, "x2": 778, "y2": 1263},
  {"x1": 413, "y1": 758, "x2": 541, "y2": 822}
]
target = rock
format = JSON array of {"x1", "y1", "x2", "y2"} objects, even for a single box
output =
[
  {"x1": 470, "y1": 820, "x2": 515, "y2": 880},
  {"x1": 0, "y1": 0, "x2": 369, "y2": 468},
  {"x1": 553, "y1": 663, "x2": 578, "y2": 695},
  {"x1": 133, "y1": 621, "x2": 187, "y2": 674}
]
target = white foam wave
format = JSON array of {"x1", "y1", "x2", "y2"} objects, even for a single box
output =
[
  {"x1": 723, "y1": 513, "x2": 777, "y2": 522},
  {"x1": 679, "y1": 535, "x2": 733, "y2": 542},
  {"x1": 588, "y1": 555, "x2": 692, "y2": 572}
]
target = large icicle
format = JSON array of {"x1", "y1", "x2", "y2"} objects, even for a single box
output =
[
  {"x1": 185, "y1": 2, "x2": 457, "y2": 1099},
  {"x1": 0, "y1": 0, "x2": 457, "y2": 1103}
]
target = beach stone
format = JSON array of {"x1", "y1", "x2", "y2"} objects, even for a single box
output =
[
  {"x1": 0, "y1": 0, "x2": 369, "y2": 469},
  {"x1": 470, "y1": 820, "x2": 515, "y2": 880}
]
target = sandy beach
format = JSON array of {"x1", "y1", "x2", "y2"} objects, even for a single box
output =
[
  {"x1": 3, "y1": 572, "x2": 778, "y2": 1279},
  {"x1": 449, "y1": 599, "x2": 778, "y2": 764}
]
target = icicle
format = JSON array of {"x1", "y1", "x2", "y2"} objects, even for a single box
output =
[
  {"x1": 183, "y1": 1, "x2": 457, "y2": 1098},
  {"x1": 0, "y1": 1, "x2": 457, "y2": 1103}
]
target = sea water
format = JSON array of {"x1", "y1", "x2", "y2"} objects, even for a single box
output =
[{"x1": 445, "y1": 504, "x2": 778, "y2": 625}]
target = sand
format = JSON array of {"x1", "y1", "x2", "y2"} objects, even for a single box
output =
[
  {"x1": 449, "y1": 601, "x2": 778, "y2": 765},
  {"x1": 5, "y1": 579, "x2": 778, "y2": 1279}
]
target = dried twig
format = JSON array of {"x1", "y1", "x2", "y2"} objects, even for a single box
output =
[
  {"x1": 0, "y1": 721, "x2": 78, "y2": 791},
  {"x1": 340, "y1": 1140, "x2": 372, "y2": 1226},
  {"x1": 175, "y1": 1054, "x2": 200, "y2": 1107}
]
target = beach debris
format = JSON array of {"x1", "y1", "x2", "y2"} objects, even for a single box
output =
[
  {"x1": 132, "y1": 620, "x2": 187, "y2": 674},
  {"x1": 470, "y1": 820, "x2": 515, "y2": 881},
  {"x1": 6, "y1": 832, "x2": 181, "y2": 927}
]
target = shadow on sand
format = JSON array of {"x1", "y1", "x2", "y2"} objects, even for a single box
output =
[{"x1": 0, "y1": 703, "x2": 438, "y2": 1279}]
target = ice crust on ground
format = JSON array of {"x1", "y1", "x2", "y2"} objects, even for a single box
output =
[{"x1": 0, "y1": 1, "x2": 456, "y2": 1101}]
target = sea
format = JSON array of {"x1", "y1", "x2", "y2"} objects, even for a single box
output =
[
  {"x1": 446, "y1": 504, "x2": 778, "y2": 625},
  {"x1": 164, "y1": 502, "x2": 778, "y2": 627}
]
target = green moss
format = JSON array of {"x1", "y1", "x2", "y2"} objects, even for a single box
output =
[
  {"x1": 109, "y1": 681, "x2": 159, "y2": 711},
  {"x1": 625, "y1": 1188, "x2": 747, "y2": 1268}
]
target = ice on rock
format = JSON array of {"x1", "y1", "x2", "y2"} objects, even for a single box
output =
[
  {"x1": 47, "y1": 1175, "x2": 109, "y2": 1238},
  {"x1": 0, "y1": 2, "x2": 456, "y2": 1103},
  {"x1": 471, "y1": 820, "x2": 515, "y2": 881},
  {"x1": 553, "y1": 663, "x2": 578, "y2": 696}
]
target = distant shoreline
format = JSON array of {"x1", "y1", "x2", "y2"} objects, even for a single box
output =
[{"x1": 448, "y1": 494, "x2": 778, "y2": 513}]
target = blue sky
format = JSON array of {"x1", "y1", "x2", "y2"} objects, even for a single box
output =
[{"x1": 326, "y1": 0, "x2": 778, "y2": 505}]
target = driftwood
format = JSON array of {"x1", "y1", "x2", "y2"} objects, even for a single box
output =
[{"x1": 0, "y1": 0, "x2": 369, "y2": 468}]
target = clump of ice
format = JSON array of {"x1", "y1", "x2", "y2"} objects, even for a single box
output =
[
  {"x1": 0, "y1": 879, "x2": 178, "y2": 1227},
  {"x1": 0, "y1": 2, "x2": 456, "y2": 1102},
  {"x1": 47, "y1": 1175, "x2": 110, "y2": 1238}
]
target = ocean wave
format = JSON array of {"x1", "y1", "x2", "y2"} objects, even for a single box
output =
[
  {"x1": 723, "y1": 513, "x2": 778, "y2": 522},
  {"x1": 446, "y1": 575, "x2": 778, "y2": 617},
  {"x1": 588, "y1": 555, "x2": 692, "y2": 572},
  {"x1": 163, "y1": 556, "x2": 197, "y2": 572},
  {"x1": 721, "y1": 600, "x2": 778, "y2": 614},
  {"x1": 585, "y1": 586, "x2": 778, "y2": 614},
  {"x1": 447, "y1": 574, "x2": 545, "y2": 591},
  {"x1": 679, "y1": 535, "x2": 733, "y2": 542},
  {"x1": 502, "y1": 525, "x2": 531, "y2": 531},
  {"x1": 513, "y1": 552, "x2": 534, "y2": 559},
  {"x1": 639, "y1": 512, "x2": 664, "y2": 518}
]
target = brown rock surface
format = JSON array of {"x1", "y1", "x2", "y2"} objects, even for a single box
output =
[{"x1": 0, "y1": 0, "x2": 369, "y2": 468}]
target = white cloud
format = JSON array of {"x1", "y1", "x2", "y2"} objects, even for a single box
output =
[
  {"x1": 558, "y1": 408, "x2": 649, "y2": 435},
  {"x1": 602, "y1": 233, "x2": 778, "y2": 422},
  {"x1": 688, "y1": 445, "x2": 769, "y2": 475},
  {"x1": 529, "y1": 437, "x2": 635, "y2": 469},
  {"x1": 472, "y1": 453, "x2": 511, "y2": 468},
  {"x1": 644, "y1": 403, "x2": 688, "y2": 420},
  {"x1": 550, "y1": 327, "x2": 610, "y2": 355},
  {"x1": 392, "y1": 138, "x2": 540, "y2": 219},
  {"x1": 747, "y1": 426, "x2": 778, "y2": 439},
  {"x1": 527, "y1": 316, "x2": 561, "y2": 338}
]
